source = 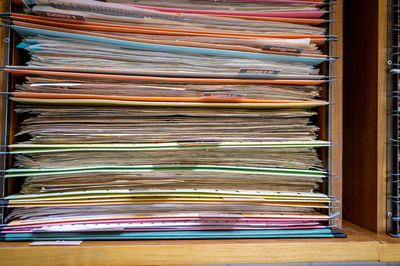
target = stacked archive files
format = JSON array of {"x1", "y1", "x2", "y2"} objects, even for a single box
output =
[{"x1": 0, "y1": 0, "x2": 345, "y2": 240}]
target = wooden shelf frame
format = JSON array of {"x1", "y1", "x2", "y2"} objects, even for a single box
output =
[
  {"x1": 2, "y1": 0, "x2": 400, "y2": 264},
  {"x1": 2, "y1": 222, "x2": 400, "y2": 264},
  {"x1": 343, "y1": 0, "x2": 388, "y2": 234},
  {"x1": 0, "y1": 222, "x2": 383, "y2": 265}
]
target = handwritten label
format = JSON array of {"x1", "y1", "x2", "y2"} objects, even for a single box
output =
[
  {"x1": 35, "y1": 10, "x2": 86, "y2": 21},
  {"x1": 239, "y1": 68, "x2": 281, "y2": 75},
  {"x1": 202, "y1": 92, "x2": 246, "y2": 100},
  {"x1": 262, "y1": 45, "x2": 304, "y2": 54}
]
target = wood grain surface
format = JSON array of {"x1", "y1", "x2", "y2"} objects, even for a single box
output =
[
  {"x1": 0, "y1": 222, "x2": 380, "y2": 266},
  {"x1": 331, "y1": 0, "x2": 343, "y2": 229},
  {"x1": 378, "y1": 234, "x2": 400, "y2": 262},
  {"x1": 343, "y1": 0, "x2": 388, "y2": 234}
]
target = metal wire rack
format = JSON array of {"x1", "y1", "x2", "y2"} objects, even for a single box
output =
[
  {"x1": 387, "y1": 0, "x2": 400, "y2": 237},
  {"x1": 0, "y1": 0, "x2": 338, "y2": 230}
]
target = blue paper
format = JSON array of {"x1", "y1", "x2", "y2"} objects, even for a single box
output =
[{"x1": 12, "y1": 26, "x2": 325, "y2": 66}]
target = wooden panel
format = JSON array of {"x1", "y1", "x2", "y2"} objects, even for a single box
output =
[
  {"x1": 377, "y1": 234, "x2": 400, "y2": 262},
  {"x1": 343, "y1": 0, "x2": 387, "y2": 233},
  {"x1": 380, "y1": 243, "x2": 400, "y2": 262},
  {"x1": 0, "y1": 222, "x2": 380, "y2": 266},
  {"x1": 377, "y1": 0, "x2": 388, "y2": 235},
  {"x1": 331, "y1": 0, "x2": 343, "y2": 229}
]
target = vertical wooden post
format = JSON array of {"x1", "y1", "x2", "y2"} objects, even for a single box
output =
[
  {"x1": 332, "y1": 0, "x2": 344, "y2": 228},
  {"x1": 343, "y1": 0, "x2": 387, "y2": 234}
]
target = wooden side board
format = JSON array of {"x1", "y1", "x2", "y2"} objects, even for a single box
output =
[
  {"x1": 377, "y1": 0, "x2": 388, "y2": 236},
  {"x1": 4, "y1": 222, "x2": 400, "y2": 265},
  {"x1": 343, "y1": 0, "x2": 388, "y2": 234},
  {"x1": 378, "y1": 234, "x2": 400, "y2": 262},
  {"x1": 0, "y1": 223, "x2": 381, "y2": 266},
  {"x1": 331, "y1": 0, "x2": 343, "y2": 229}
]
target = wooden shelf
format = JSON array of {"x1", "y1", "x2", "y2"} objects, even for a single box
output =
[
  {"x1": 2, "y1": 0, "x2": 400, "y2": 265},
  {"x1": 0, "y1": 222, "x2": 392, "y2": 266},
  {"x1": 378, "y1": 234, "x2": 400, "y2": 262},
  {"x1": 3, "y1": 222, "x2": 400, "y2": 265}
]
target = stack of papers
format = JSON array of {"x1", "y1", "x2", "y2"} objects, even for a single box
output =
[{"x1": 0, "y1": 0, "x2": 343, "y2": 240}]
